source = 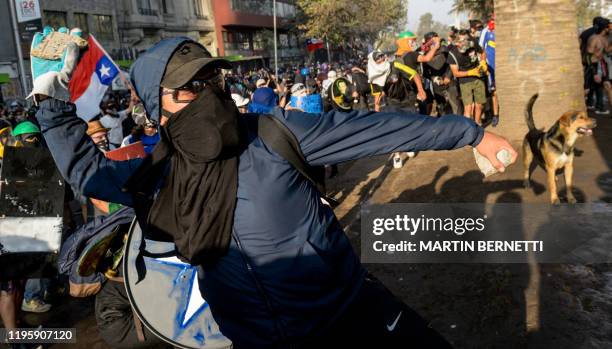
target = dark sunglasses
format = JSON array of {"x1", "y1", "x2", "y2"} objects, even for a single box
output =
[{"x1": 162, "y1": 69, "x2": 224, "y2": 103}]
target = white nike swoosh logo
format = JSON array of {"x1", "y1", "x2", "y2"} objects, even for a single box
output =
[{"x1": 386, "y1": 311, "x2": 403, "y2": 332}]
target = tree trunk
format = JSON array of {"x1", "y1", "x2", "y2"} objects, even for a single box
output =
[{"x1": 495, "y1": 0, "x2": 585, "y2": 142}]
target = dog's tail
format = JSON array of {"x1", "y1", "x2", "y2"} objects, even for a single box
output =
[{"x1": 525, "y1": 93, "x2": 538, "y2": 132}]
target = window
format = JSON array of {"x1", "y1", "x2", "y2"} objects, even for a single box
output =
[
  {"x1": 161, "y1": 0, "x2": 169, "y2": 14},
  {"x1": 137, "y1": 0, "x2": 157, "y2": 16},
  {"x1": 279, "y1": 34, "x2": 289, "y2": 48},
  {"x1": 223, "y1": 31, "x2": 251, "y2": 51},
  {"x1": 43, "y1": 10, "x2": 67, "y2": 28},
  {"x1": 193, "y1": 0, "x2": 204, "y2": 17},
  {"x1": 231, "y1": 0, "x2": 272, "y2": 16},
  {"x1": 229, "y1": 0, "x2": 295, "y2": 17},
  {"x1": 253, "y1": 30, "x2": 273, "y2": 51},
  {"x1": 73, "y1": 13, "x2": 88, "y2": 35},
  {"x1": 138, "y1": 0, "x2": 152, "y2": 10},
  {"x1": 92, "y1": 15, "x2": 113, "y2": 41}
]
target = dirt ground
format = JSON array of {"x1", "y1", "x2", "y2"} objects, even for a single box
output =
[
  {"x1": 327, "y1": 109, "x2": 612, "y2": 348},
  {"x1": 4, "y1": 110, "x2": 612, "y2": 349}
]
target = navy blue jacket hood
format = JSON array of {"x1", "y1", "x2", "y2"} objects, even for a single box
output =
[{"x1": 130, "y1": 37, "x2": 193, "y2": 123}]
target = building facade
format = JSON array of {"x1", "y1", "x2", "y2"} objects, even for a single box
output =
[
  {"x1": 211, "y1": 0, "x2": 302, "y2": 65},
  {"x1": 114, "y1": 0, "x2": 218, "y2": 60},
  {"x1": 40, "y1": 0, "x2": 121, "y2": 51},
  {"x1": 0, "y1": 0, "x2": 23, "y2": 100}
]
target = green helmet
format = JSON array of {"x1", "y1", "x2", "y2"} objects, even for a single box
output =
[
  {"x1": 397, "y1": 31, "x2": 417, "y2": 39},
  {"x1": 12, "y1": 121, "x2": 41, "y2": 137}
]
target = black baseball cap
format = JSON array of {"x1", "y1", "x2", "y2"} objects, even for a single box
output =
[{"x1": 161, "y1": 41, "x2": 232, "y2": 89}]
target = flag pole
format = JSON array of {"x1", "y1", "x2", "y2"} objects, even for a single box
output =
[
  {"x1": 325, "y1": 36, "x2": 331, "y2": 63},
  {"x1": 273, "y1": 0, "x2": 278, "y2": 79}
]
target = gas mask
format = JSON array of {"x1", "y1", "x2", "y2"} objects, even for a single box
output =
[{"x1": 132, "y1": 104, "x2": 148, "y2": 126}]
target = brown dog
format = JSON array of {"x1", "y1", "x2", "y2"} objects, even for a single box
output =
[{"x1": 522, "y1": 94, "x2": 597, "y2": 204}]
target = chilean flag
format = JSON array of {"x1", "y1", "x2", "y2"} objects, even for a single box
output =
[
  {"x1": 306, "y1": 38, "x2": 324, "y2": 52},
  {"x1": 69, "y1": 35, "x2": 119, "y2": 121}
]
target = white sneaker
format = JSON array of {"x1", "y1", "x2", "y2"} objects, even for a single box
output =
[
  {"x1": 21, "y1": 299, "x2": 51, "y2": 313},
  {"x1": 594, "y1": 109, "x2": 609, "y2": 115},
  {"x1": 393, "y1": 154, "x2": 403, "y2": 169}
]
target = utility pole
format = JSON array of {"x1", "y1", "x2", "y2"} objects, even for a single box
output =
[
  {"x1": 8, "y1": 0, "x2": 29, "y2": 98},
  {"x1": 273, "y1": 0, "x2": 278, "y2": 78},
  {"x1": 326, "y1": 36, "x2": 331, "y2": 63}
]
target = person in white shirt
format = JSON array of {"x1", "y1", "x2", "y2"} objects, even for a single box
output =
[{"x1": 368, "y1": 50, "x2": 390, "y2": 111}]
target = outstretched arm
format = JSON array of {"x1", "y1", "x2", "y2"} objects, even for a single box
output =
[
  {"x1": 273, "y1": 108, "x2": 483, "y2": 166},
  {"x1": 36, "y1": 99, "x2": 141, "y2": 206},
  {"x1": 273, "y1": 108, "x2": 515, "y2": 171}
]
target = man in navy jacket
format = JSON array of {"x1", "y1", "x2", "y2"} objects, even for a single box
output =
[{"x1": 34, "y1": 37, "x2": 516, "y2": 348}]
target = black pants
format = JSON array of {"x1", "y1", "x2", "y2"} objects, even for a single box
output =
[
  {"x1": 295, "y1": 275, "x2": 453, "y2": 349},
  {"x1": 434, "y1": 84, "x2": 462, "y2": 116},
  {"x1": 585, "y1": 63, "x2": 605, "y2": 110},
  {"x1": 587, "y1": 82, "x2": 605, "y2": 110},
  {"x1": 353, "y1": 95, "x2": 370, "y2": 111},
  {"x1": 95, "y1": 280, "x2": 170, "y2": 349},
  {"x1": 385, "y1": 96, "x2": 417, "y2": 113}
]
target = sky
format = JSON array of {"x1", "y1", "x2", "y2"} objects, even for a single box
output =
[{"x1": 406, "y1": 0, "x2": 468, "y2": 30}]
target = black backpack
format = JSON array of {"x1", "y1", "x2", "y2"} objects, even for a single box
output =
[{"x1": 352, "y1": 71, "x2": 370, "y2": 96}]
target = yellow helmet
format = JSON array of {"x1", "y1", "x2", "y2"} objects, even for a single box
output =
[
  {"x1": 0, "y1": 127, "x2": 23, "y2": 159},
  {"x1": 0, "y1": 127, "x2": 10, "y2": 158}
]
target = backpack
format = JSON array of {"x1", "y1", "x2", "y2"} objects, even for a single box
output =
[
  {"x1": 352, "y1": 71, "x2": 370, "y2": 96},
  {"x1": 58, "y1": 206, "x2": 136, "y2": 297},
  {"x1": 385, "y1": 58, "x2": 417, "y2": 101}
]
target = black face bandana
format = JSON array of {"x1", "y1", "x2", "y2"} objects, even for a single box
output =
[
  {"x1": 95, "y1": 139, "x2": 109, "y2": 152},
  {"x1": 131, "y1": 85, "x2": 244, "y2": 265}
]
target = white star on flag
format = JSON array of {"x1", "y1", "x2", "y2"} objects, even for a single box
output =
[
  {"x1": 154, "y1": 256, "x2": 206, "y2": 326},
  {"x1": 99, "y1": 64, "x2": 111, "y2": 78}
]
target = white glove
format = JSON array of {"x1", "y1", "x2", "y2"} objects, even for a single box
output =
[{"x1": 29, "y1": 26, "x2": 85, "y2": 103}]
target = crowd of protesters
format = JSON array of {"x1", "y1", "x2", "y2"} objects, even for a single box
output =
[{"x1": 221, "y1": 18, "x2": 497, "y2": 168}]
